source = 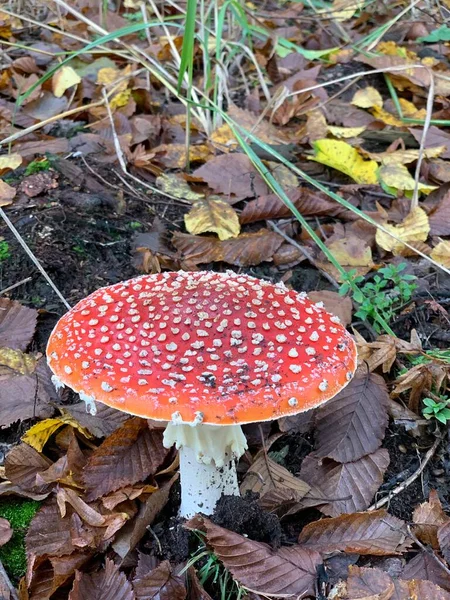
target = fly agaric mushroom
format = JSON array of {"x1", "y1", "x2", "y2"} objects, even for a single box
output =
[{"x1": 47, "y1": 271, "x2": 357, "y2": 517}]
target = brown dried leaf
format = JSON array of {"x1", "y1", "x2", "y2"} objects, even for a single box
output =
[
  {"x1": 63, "y1": 402, "x2": 130, "y2": 438},
  {"x1": 0, "y1": 518, "x2": 12, "y2": 547},
  {"x1": 186, "y1": 516, "x2": 322, "y2": 597},
  {"x1": 354, "y1": 333, "x2": 397, "y2": 373},
  {"x1": 193, "y1": 154, "x2": 269, "y2": 201},
  {"x1": 410, "y1": 126, "x2": 450, "y2": 160},
  {"x1": 300, "y1": 448, "x2": 390, "y2": 517},
  {"x1": 0, "y1": 180, "x2": 16, "y2": 206},
  {"x1": 132, "y1": 558, "x2": 186, "y2": 600},
  {"x1": 0, "y1": 298, "x2": 37, "y2": 351},
  {"x1": 315, "y1": 372, "x2": 389, "y2": 462},
  {"x1": 427, "y1": 186, "x2": 450, "y2": 236},
  {"x1": 27, "y1": 551, "x2": 91, "y2": 600},
  {"x1": 298, "y1": 509, "x2": 411, "y2": 555},
  {"x1": 172, "y1": 230, "x2": 284, "y2": 267},
  {"x1": 307, "y1": 290, "x2": 353, "y2": 327},
  {"x1": 240, "y1": 187, "x2": 355, "y2": 224},
  {"x1": 413, "y1": 490, "x2": 449, "y2": 549},
  {"x1": 392, "y1": 362, "x2": 448, "y2": 412},
  {"x1": 83, "y1": 418, "x2": 169, "y2": 501},
  {"x1": 188, "y1": 567, "x2": 214, "y2": 600},
  {"x1": 26, "y1": 498, "x2": 77, "y2": 559},
  {"x1": 402, "y1": 551, "x2": 450, "y2": 592},
  {"x1": 438, "y1": 521, "x2": 450, "y2": 564},
  {"x1": 69, "y1": 558, "x2": 135, "y2": 600},
  {"x1": 240, "y1": 451, "x2": 310, "y2": 501},
  {"x1": 4, "y1": 443, "x2": 52, "y2": 494}
]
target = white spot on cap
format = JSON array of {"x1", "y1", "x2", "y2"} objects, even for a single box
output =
[
  {"x1": 64, "y1": 365, "x2": 72, "y2": 374},
  {"x1": 288, "y1": 348, "x2": 299, "y2": 358},
  {"x1": 289, "y1": 365, "x2": 302, "y2": 374},
  {"x1": 319, "y1": 380, "x2": 328, "y2": 391},
  {"x1": 101, "y1": 382, "x2": 113, "y2": 392},
  {"x1": 166, "y1": 342, "x2": 178, "y2": 351},
  {"x1": 288, "y1": 397, "x2": 298, "y2": 407}
]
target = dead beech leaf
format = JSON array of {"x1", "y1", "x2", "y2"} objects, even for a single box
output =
[
  {"x1": 403, "y1": 551, "x2": 450, "y2": 592},
  {"x1": 300, "y1": 449, "x2": 390, "y2": 517},
  {"x1": 431, "y1": 240, "x2": 450, "y2": 268},
  {"x1": 0, "y1": 153, "x2": 22, "y2": 172},
  {"x1": 0, "y1": 179, "x2": 16, "y2": 206},
  {"x1": 298, "y1": 509, "x2": 411, "y2": 555},
  {"x1": 319, "y1": 235, "x2": 374, "y2": 281},
  {"x1": 315, "y1": 371, "x2": 389, "y2": 463},
  {"x1": 327, "y1": 125, "x2": 366, "y2": 138},
  {"x1": 156, "y1": 173, "x2": 203, "y2": 202},
  {"x1": 0, "y1": 298, "x2": 37, "y2": 351},
  {"x1": 379, "y1": 164, "x2": 437, "y2": 195},
  {"x1": 63, "y1": 402, "x2": 130, "y2": 438},
  {"x1": 351, "y1": 87, "x2": 384, "y2": 108},
  {"x1": 172, "y1": 230, "x2": 284, "y2": 267},
  {"x1": 438, "y1": 522, "x2": 450, "y2": 565},
  {"x1": 0, "y1": 518, "x2": 12, "y2": 547},
  {"x1": 185, "y1": 197, "x2": 240, "y2": 240},
  {"x1": 186, "y1": 516, "x2": 322, "y2": 597},
  {"x1": 26, "y1": 498, "x2": 78, "y2": 558},
  {"x1": 188, "y1": 567, "x2": 214, "y2": 600},
  {"x1": 22, "y1": 414, "x2": 92, "y2": 452},
  {"x1": 392, "y1": 362, "x2": 448, "y2": 412},
  {"x1": 376, "y1": 207, "x2": 430, "y2": 255},
  {"x1": 366, "y1": 146, "x2": 445, "y2": 165},
  {"x1": 83, "y1": 418, "x2": 169, "y2": 501},
  {"x1": 410, "y1": 126, "x2": 450, "y2": 160},
  {"x1": 413, "y1": 490, "x2": 449, "y2": 548},
  {"x1": 193, "y1": 154, "x2": 269, "y2": 201},
  {"x1": 52, "y1": 66, "x2": 81, "y2": 98},
  {"x1": 307, "y1": 290, "x2": 353, "y2": 327},
  {"x1": 28, "y1": 551, "x2": 91, "y2": 600},
  {"x1": 69, "y1": 558, "x2": 135, "y2": 600},
  {"x1": 310, "y1": 139, "x2": 379, "y2": 185},
  {"x1": 240, "y1": 451, "x2": 310, "y2": 501},
  {"x1": 152, "y1": 143, "x2": 211, "y2": 169},
  {"x1": 133, "y1": 556, "x2": 186, "y2": 600},
  {"x1": 305, "y1": 110, "x2": 328, "y2": 142},
  {"x1": 354, "y1": 332, "x2": 397, "y2": 373},
  {"x1": 427, "y1": 186, "x2": 450, "y2": 236},
  {"x1": 5, "y1": 443, "x2": 52, "y2": 494}
]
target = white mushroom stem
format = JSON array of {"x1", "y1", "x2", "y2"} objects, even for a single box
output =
[{"x1": 163, "y1": 423, "x2": 248, "y2": 518}]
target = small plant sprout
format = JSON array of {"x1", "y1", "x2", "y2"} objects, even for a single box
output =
[
  {"x1": 47, "y1": 271, "x2": 357, "y2": 518},
  {"x1": 339, "y1": 263, "x2": 417, "y2": 334},
  {"x1": 422, "y1": 396, "x2": 450, "y2": 424}
]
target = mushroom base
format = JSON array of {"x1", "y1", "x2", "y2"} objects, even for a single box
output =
[{"x1": 178, "y1": 446, "x2": 240, "y2": 518}]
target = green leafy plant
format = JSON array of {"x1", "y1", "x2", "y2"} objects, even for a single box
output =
[
  {"x1": 422, "y1": 396, "x2": 450, "y2": 425},
  {"x1": 339, "y1": 263, "x2": 417, "y2": 333},
  {"x1": 0, "y1": 240, "x2": 10, "y2": 262},
  {"x1": 24, "y1": 158, "x2": 51, "y2": 176}
]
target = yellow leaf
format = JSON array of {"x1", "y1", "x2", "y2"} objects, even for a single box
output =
[
  {"x1": 97, "y1": 67, "x2": 120, "y2": 86},
  {"x1": 431, "y1": 240, "x2": 450, "y2": 268},
  {"x1": 0, "y1": 348, "x2": 36, "y2": 375},
  {"x1": 156, "y1": 173, "x2": 204, "y2": 202},
  {"x1": 370, "y1": 106, "x2": 404, "y2": 126},
  {"x1": 379, "y1": 164, "x2": 437, "y2": 194},
  {"x1": 185, "y1": 197, "x2": 240, "y2": 240},
  {"x1": 327, "y1": 125, "x2": 366, "y2": 138},
  {"x1": 0, "y1": 153, "x2": 22, "y2": 172},
  {"x1": 399, "y1": 98, "x2": 427, "y2": 119},
  {"x1": 319, "y1": 0, "x2": 364, "y2": 21},
  {"x1": 110, "y1": 89, "x2": 131, "y2": 110},
  {"x1": 22, "y1": 414, "x2": 93, "y2": 452},
  {"x1": 368, "y1": 146, "x2": 445, "y2": 166},
  {"x1": 376, "y1": 207, "x2": 430, "y2": 255},
  {"x1": 317, "y1": 236, "x2": 374, "y2": 282},
  {"x1": 351, "y1": 87, "x2": 383, "y2": 109},
  {"x1": 266, "y1": 161, "x2": 298, "y2": 189},
  {"x1": 310, "y1": 139, "x2": 378, "y2": 184},
  {"x1": 0, "y1": 180, "x2": 16, "y2": 206},
  {"x1": 52, "y1": 66, "x2": 81, "y2": 98}
]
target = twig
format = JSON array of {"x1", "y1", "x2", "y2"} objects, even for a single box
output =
[
  {"x1": 0, "y1": 208, "x2": 71, "y2": 310},
  {"x1": 0, "y1": 276, "x2": 32, "y2": 295},
  {"x1": 368, "y1": 435, "x2": 441, "y2": 511},
  {"x1": 0, "y1": 557, "x2": 19, "y2": 600},
  {"x1": 407, "y1": 524, "x2": 450, "y2": 578}
]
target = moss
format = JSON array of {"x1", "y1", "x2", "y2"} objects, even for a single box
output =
[{"x1": 0, "y1": 498, "x2": 40, "y2": 582}]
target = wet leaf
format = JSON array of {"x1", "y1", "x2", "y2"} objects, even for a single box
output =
[
  {"x1": 132, "y1": 557, "x2": 186, "y2": 600},
  {"x1": 185, "y1": 197, "x2": 240, "y2": 240},
  {"x1": 298, "y1": 509, "x2": 411, "y2": 555},
  {"x1": 351, "y1": 87, "x2": 384, "y2": 108},
  {"x1": 413, "y1": 490, "x2": 449, "y2": 548},
  {"x1": 376, "y1": 207, "x2": 430, "y2": 255},
  {"x1": 69, "y1": 558, "x2": 135, "y2": 600},
  {"x1": 0, "y1": 518, "x2": 12, "y2": 546},
  {"x1": 186, "y1": 516, "x2": 322, "y2": 597},
  {"x1": 83, "y1": 418, "x2": 169, "y2": 501},
  {"x1": 431, "y1": 240, "x2": 450, "y2": 268},
  {"x1": 403, "y1": 551, "x2": 450, "y2": 592},
  {"x1": 310, "y1": 139, "x2": 378, "y2": 184},
  {"x1": 315, "y1": 371, "x2": 389, "y2": 462},
  {"x1": 52, "y1": 66, "x2": 81, "y2": 98},
  {"x1": 0, "y1": 298, "x2": 37, "y2": 351},
  {"x1": 300, "y1": 448, "x2": 390, "y2": 517}
]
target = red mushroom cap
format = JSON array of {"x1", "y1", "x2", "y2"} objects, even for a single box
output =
[{"x1": 47, "y1": 271, "x2": 357, "y2": 425}]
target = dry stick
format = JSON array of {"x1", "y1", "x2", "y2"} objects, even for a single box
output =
[
  {"x1": 406, "y1": 524, "x2": 450, "y2": 578},
  {"x1": 0, "y1": 276, "x2": 32, "y2": 295},
  {"x1": 368, "y1": 435, "x2": 441, "y2": 511},
  {"x1": 0, "y1": 208, "x2": 71, "y2": 310}
]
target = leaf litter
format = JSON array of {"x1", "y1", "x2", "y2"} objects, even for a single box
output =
[{"x1": 1, "y1": 0, "x2": 450, "y2": 597}]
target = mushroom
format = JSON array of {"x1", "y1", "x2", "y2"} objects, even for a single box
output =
[{"x1": 47, "y1": 271, "x2": 357, "y2": 518}]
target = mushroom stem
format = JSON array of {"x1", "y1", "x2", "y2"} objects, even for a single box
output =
[{"x1": 163, "y1": 423, "x2": 248, "y2": 518}]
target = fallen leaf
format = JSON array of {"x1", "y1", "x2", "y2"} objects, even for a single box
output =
[
  {"x1": 413, "y1": 490, "x2": 449, "y2": 548},
  {"x1": 403, "y1": 551, "x2": 450, "y2": 592},
  {"x1": 28, "y1": 551, "x2": 91, "y2": 600},
  {"x1": 439, "y1": 521, "x2": 450, "y2": 564},
  {"x1": 354, "y1": 332, "x2": 397, "y2": 373},
  {"x1": 132, "y1": 557, "x2": 186, "y2": 600},
  {"x1": 156, "y1": 173, "x2": 203, "y2": 202},
  {"x1": 426, "y1": 186, "x2": 450, "y2": 235},
  {"x1": 310, "y1": 139, "x2": 379, "y2": 184},
  {"x1": 327, "y1": 125, "x2": 366, "y2": 138},
  {"x1": 52, "y1": 66, "x2": 81, "y2": 98},
  {"x1": 0, "y1": 180, "x2": 16, "y2": 206},
  {"x1": 315, "y1": 371, "x2": 389, "y2": 462},
  {"x1": 0, "y1": 298, "x2": 37, "y2": 351},
  {"x1": 185, "y1": 197, "x2": 241, "y2": 240},
  {"x1": 300, "y1": 448, "x2": 390, "y2": 517},
  {"x1": 365, "y1": 146, "x2": 445, "y2": 166},
  {"x1": 152, "y1": 143, "x2": 212, "y2": 169},
  {"x1": 307, "y1": 291, "x2": 353, "y2": 327},
  {"x1": 69, "y1": 558, "x2": 135, "y2": 600},
  {"x1": 376, "y1": 207, "x2": 430, "y2": 255},
  {"x1": 371, "y1": 106, "x2": 405, "y2": 127},
  {"x1": 22, "y1": 414, "x2": 92, "y2": 452},
  {"x1": 186, "y1": 516, "x2": 322, "y2": 597},
  {"x1": 318, "y1": 235, "x2": 374, "y2": 281},
  {"x1": 298, "y1": 509, "x2": 411, "y2": 555},
  {"x1": 26, "y1": 498, "x2": 78, "y2": 559},
  {"x1": 409, "y1": 126, "x2": 450, "y2": 160},
  {"x1": 379, "y1": 164, "x2": 437, "y2": 195},
  {"x1": 0, "y1": 518, "x2": 12, "y2": 547},
  {"x1": 63, "y1": 402, "x2": 130, "y2": 438},
  {"x1": 0, "y1": 153, "x2": 22, "y2": 172},
  {"x1": 392, "y1": 361, "x2": 448, "y2": 412},
  {"x1": 193, "y1": 154, "x2": 269, "y2": 201},
  {"x1": 431, "y1": 240, "x2": 450, "y2": 268},
  {"x1": 188, "y1": 567, "x2": 214, "y2": 600},
  {"x1": 351, "y1": 87, "x2": 384, "y2": 108},
  {"x1": 83, "y1": 418, "x2": 169, "y2": 501}
]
